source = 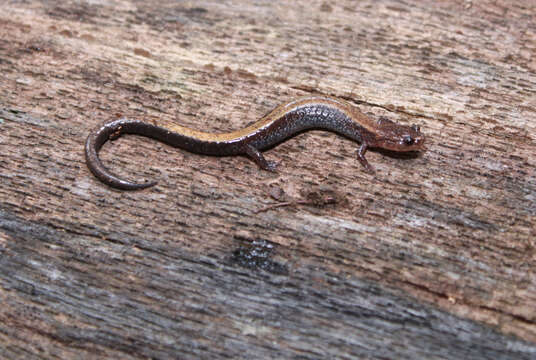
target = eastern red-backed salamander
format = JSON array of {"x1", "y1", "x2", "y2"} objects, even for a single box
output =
[{"x1": 85, "y1": 96, "x2": 425, "y2": 190}]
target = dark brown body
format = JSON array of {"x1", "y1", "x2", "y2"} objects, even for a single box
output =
[{"x1": 85, "y1": 96, "x2": 425, "y2": 190}]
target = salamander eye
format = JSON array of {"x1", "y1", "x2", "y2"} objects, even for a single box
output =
[
  {"x1": 402, "y1": 135, "x2": 414, "y2": 145},
  {"x1": 411, "y1": 124, "x2": 420, "y2": 132}
]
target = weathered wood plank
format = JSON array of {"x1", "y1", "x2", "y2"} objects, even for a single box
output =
[
  {"x1": 1, "y1": 0, "x2": 535, "y2": 358},
  {"x1": 1, "y1": 207, "x2": 535, "y2": 359}
]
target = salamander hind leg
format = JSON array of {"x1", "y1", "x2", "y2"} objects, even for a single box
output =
[
  {"x1": 357, "y1": 143, "x2": 375, "y2": 173},
  {"x1": 243, "y1": 144, "x2": 278, "y2": 172}
]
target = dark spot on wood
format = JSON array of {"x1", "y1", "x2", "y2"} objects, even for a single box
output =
[
  {"x1": 203, "y1": 63, "x2": 215, "y2": 71},
  {"x1": 27, "y1": 45, "x2": 44, "y2": 52},
  {"x1": 236, "y1": 69, "x2": 257, "y2": 82},
  {"x1": 434, "y1": 112, "x2": 454, "y2": 121},
  {"x1": 300, "y1": 187, "x2": 340, "y2": 208},
  {"x1": 184, "y1": 7, "x2": 208, "y2": 15},
  {"x1": 269, "y1": 185, "x2": 287, "y2": 201},
  {"x1": 59, "y1": 30, "x2": 74, "y2": 38},
  {"x1": 0, "y1": 57, "x2": 13, "y2": 66},
  {"x1": 80, "y1": 34, "x2": 96, "y2": 42},
  {"x1": 133, "y1": 5, "x2": 216, "y2": 29},
  {"x1": 320, "y1": 3, "x2": 333, "y2": 12},
  {"x1": 251, "y1": 28, "x2": 269, "y2": 35},
  {"x1": 133, "y1": 48, "x2": 152, "y2": 58},
  {"x1": 291, "y1": 84, "x2": 317, "y2": 93},
  {"x1": 446, "y1": 51, "x2": 468, "y2": 60},
  {"x1": 231, "y1": 238, "x2": 288, "y2": 275},
  {"x1": 47, "y1": 4, "x2": 100, "y2": 24},
  {"x1": 419, "y1": 64, "x2": 441, "y2": 74}
]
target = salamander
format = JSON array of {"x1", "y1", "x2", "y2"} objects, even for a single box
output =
[{"x1": 85, "y1": 96, "x2": 425, "y2": 190}]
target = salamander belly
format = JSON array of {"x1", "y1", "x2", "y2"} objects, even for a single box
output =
[{"x1": 248, "y1": 104, "x2": 357, "y2": 150}]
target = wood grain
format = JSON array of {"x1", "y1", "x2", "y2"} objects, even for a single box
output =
[{"x1": 1, "y1": 0, "x2": 535, "y2": 358}]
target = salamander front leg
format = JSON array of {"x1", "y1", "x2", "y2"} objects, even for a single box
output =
[
  {"x1": 357, "y1": 143, "x2": 374, "y2": 173},
  {"x1": 244, "y1": 144, "x2": 278, "y2": 172}
]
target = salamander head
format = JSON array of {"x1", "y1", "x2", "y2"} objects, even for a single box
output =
[{"x1": 374, "y1": 117, "x2": 425, "y2": 152}]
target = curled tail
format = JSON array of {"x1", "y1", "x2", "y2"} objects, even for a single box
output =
[{"x1": 85, "y1": 119, "x2": 158, "y2": 190}]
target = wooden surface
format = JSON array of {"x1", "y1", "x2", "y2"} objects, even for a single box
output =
[{"x1": 1, "y1": 0, "x2": 535, "y2": 358}]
